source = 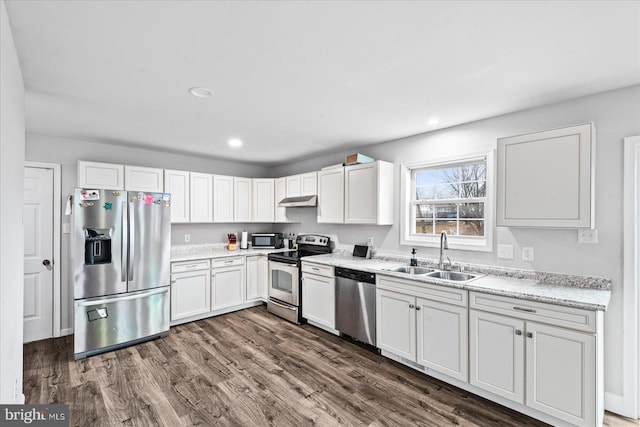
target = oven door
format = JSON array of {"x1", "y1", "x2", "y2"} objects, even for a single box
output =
[{"x1": 268, "y1": 260, "x2": 299, "y2": 305}]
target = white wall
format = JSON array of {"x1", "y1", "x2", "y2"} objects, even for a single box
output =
[
  {"x1": 272, "y1": 85, "x2": 640, "y2": 403},
  {"x1": 25, "y1": 134, "x2": 276, "y2": 332},
  {"x1": 0, "y1": 0, "x2": 25, "y2": 404}
]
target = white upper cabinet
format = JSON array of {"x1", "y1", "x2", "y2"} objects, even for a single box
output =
[
  {"x1": 124, "y1": 165, "x2": 164, "y2": 192},
  {"x1": 300, "y1": 172, "x2": 317, "y2": 196},
  {"x1": 77, "y1": 160, "x2": 124, "y2": 190},
  {"x1": 189, "y1": 172, "x2": 213, "y2": 222},
  {"x1": 497, "y1": 123, "x2": 594, "y2": 228},
  {"x1": 234, "y1": 177, "x2": 252, "y2": 222},
  {"x1": 252, "y1": 178, "x2": 275, "y2": 223},
  {"x1": 274, "y1": 177, "x2": 288, "y2": 223},
  {"x1": 213, "y1": 174, "x2": 234, "y2": 223},
  {"x1": 344, "y1": 161, "x2": 394, "y2": 225},
  {"x1": 317, "y1": 168, "x2": 344, "y2": 223},
  {"x1": 286, "y1": 171, "x2": 317, "y2": 197},
  {"x1": 164, "y1": 169, "x2": 190, "y2": 223}
]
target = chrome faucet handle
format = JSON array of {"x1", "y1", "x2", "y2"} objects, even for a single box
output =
[{"x1": 443, "y1": 257, "x2": 452, "y2": 271}]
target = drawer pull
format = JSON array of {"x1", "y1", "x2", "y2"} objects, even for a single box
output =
[
  {"x1": 526, "y1": 332, "x2": 533, "y2": 338},
  {"x1": 513, "y1": 306, "x2": 536, "y2": 313},
  {"x1": 185, "y1": 264, "x2": 199, "y2": 269},
  {"x1": 515, "y1": 329, "x2": 522, "y2": 335},
  {"x1": 224, "y1": 260, "x2": 234, "y2": 264},
  {"x1": 312, "y1": 267, "x2": 320, "y2": 271}
]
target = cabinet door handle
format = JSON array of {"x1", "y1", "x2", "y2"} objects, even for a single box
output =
[
  {"x1": 415, "y1": 306, "x2": 421, "y2": 311},
  {"x1": 515, "y1": 330, "x2": 522, "y2": 335},
  {"x1": 171, "y1": 280, "x2": 176, "y2": 284},
  {"x1": 526, "y1": 332, "x2": 533, "y2": 338},
  {"x1": 409, "y1": 304, "x2": 415, "y2": 309},
  {"x1": 513, "y1": 306, "x2": 536, "y2": 313}
]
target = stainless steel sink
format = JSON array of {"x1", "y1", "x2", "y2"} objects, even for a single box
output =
[
  {"x1": 384, "y1": 265, "x2": 434, "y2": 275},
  {"x1": 425, "y1": 270, "x2": 483, "y2": 282}
]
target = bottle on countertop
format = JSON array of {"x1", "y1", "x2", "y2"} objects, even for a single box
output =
[{"x1": 410, "y1": 248, "x2": 418, "y2": 266}]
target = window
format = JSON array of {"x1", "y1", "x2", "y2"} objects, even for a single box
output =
[{"x1": 401, "y1": 152, "x2": 494, "y2": 252}]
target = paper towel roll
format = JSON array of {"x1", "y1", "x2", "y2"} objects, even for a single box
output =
[{"x1": 240, "y1": 231, "x2": 248, "y2": 249}]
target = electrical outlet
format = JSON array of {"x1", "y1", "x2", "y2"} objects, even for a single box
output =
[
  {"x1": 497, "y1": 244, "x2": 514, "y2": 260},
  {"x1": 62, "y1": 223, "x2": 70, "y2": 234},
  {"x1": 184, "y1": 233, "x2": 191, "y2": 243},
  {"x1": 522, "y1": 247, "x2": 534, "y2": 262},
  {"x1": 578, "y1": 229, "x2": 598, "y2": 244},
  {"x1": 367, "y1": 237, "x2": 374, "y2": 247}
]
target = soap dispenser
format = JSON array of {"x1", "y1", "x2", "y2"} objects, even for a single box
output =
[{"x1": 410, "y1": 248, "x2": 418, "y2": 266}]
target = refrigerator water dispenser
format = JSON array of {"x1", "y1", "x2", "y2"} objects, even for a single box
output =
[{"x1": 84, "y1": 228, "x2": 112, "y2": 265}]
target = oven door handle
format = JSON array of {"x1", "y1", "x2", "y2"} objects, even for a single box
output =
[{"x1": 269, "y1": 299, "x2": 297, "y2": 311}]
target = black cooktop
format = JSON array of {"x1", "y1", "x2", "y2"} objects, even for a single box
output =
[{"x1": 267, "y1": 234, "x2": 332, "y2": 263}]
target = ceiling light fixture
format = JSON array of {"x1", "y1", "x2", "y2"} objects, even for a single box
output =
[
  {"x1": 228, "y1": 138, "x2": 243, "y2": 148},
  {"x1": 427, "y1": 117, "x2": 440, "y2": 126},
  {"x1": 188, "y1": 87, "x2": 214, "y2": 98}
]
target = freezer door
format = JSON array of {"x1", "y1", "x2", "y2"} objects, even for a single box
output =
[
  {"x1": 127, "y1": 192, "x2": 171, "y2": 292},
  {"x1": 73, "y1": 189, "x2": 127, "y2": 299},
  {"x1": 74, "y1": 286, "x2": 169, "y2": 358}
]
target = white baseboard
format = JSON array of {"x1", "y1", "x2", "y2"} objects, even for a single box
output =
[{"x1": 60, "y1": 328, "x2": 73, "y2": 336}]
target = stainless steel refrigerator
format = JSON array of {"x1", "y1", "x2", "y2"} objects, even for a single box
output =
[{"x1": 72, "y1": 188, "x2": 171, "y2": 359}]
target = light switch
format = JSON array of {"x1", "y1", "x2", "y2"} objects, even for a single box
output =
[
  {"x1": 184, "y1": 234, "x2": 191, "y2": 243},
  {"x1": 497, "y1": 244, "x2": 514, "y2": 260}
]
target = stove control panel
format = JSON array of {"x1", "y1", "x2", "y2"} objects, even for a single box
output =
[{"x1": 297, "y1": 234, "x2": 331, "y2": 247}]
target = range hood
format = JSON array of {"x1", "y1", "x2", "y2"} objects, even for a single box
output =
[{"x1": 278, "y1": 195, "x2": 317, "y2": 207}]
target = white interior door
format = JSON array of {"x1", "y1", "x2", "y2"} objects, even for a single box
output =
[{"x1": 23, "y1": 167, "x2": 54, "y2": 342}]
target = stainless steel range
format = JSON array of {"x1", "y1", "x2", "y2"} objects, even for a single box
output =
[{"x1": 267, "y1": 234, "x2": 331, "y2": 323}]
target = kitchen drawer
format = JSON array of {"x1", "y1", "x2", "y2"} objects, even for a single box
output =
[
  {"x1": 469, "y1": 291, "x2": 596, "y2": 333},
  {"x1": 171, "y1": 259, "x2": 210, "y2": 273},
  {"x1": 377, "y1": 275, "x2": 467, "y2": 307},
  {"x1": 212, "y1": 256, "x2": 245, "y2": 269},
  {"x1": 301, "y1": 261, "x2": 334, "y2": 277}
]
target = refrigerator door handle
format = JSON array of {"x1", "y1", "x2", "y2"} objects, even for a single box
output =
[
  {"x1": 121, "y1": 201, "x2": 127, "y2": 283},
  {"x1": 128, "y1": 201, "x2": 135, "y2": 281},
  {"x1": 76, "y1": 287, "x2": 168, "y2": 307}
]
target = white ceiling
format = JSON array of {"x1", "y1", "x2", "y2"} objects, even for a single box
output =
[{"x1": 5, "y1": 1, "x2": 640, "y2": 166}]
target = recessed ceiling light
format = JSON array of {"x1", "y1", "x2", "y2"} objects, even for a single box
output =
[
  {"x1": 189, "y1": 87, "x2": 213, "y2": 98},
  {"x1": 228, "y1": 138, "x2": 243, "y2": 148},
  {"x1": 427, "y1": 118, "x2": 440, "y2": 126}
]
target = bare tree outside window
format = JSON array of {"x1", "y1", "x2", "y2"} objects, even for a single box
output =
[{"x1": 413, "y1": 160, "x2": 486, "y2": 237}]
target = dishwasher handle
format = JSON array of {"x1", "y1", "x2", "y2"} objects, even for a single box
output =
[{"x1": 335, "y1": 267, "x2": 376, "y2": 284}]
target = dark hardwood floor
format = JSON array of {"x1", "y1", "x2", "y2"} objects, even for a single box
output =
[{"x1": 23, "y1": 305, "x2": 638, "y2": 426}]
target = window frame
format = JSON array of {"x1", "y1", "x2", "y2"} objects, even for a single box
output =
[{"x1": 400, "y1": 151, "x2": 495, "y2": 252}]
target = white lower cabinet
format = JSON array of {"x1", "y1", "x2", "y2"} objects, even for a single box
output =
[
  {"x1": 469, "y1": 292, "x2": 601, "y2": 427},
  {"x1": 417, "y1": 298, "x2": 468, "y2": 382},
  {"x1": 212, "y1": 257, "x2": 245, "y2": 310},
  {"x1": 246, "y1": 255, "x2": 268, "y2": 302},
  {"x1": 469, "y1": 309, "x2": 525, "y2": 403},
  {"x1": 376, "y1": 289, "x2": 416, "y2": 360},
  {"x1": 376, "y1": 275, "x2": 468, "y2": 381},
  {"x1": 170, "y1": 260, "x2": 211, "y2": 321},
  {"x1": 301, "y1": 262, "x2": 335, "y2": 330}
]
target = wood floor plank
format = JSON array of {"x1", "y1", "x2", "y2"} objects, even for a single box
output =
[{"x1": 23, "y1": 305, "x2": 635, "y2": 427}]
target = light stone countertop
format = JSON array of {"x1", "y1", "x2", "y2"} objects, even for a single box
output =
[
  {"x1": 302, "y1": 253, "x2": 611, "y2": 312},
  {"x1": 171, "y1": 244, "x2": 288, "y2": 262}
]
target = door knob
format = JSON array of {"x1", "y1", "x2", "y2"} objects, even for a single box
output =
[{"x1": 42, "y1": 259, "x2": 52, "y2": 270}]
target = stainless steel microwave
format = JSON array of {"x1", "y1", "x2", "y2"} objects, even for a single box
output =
[{"x1": 251, "y1": 233, "x2": 284, "y2": 249}]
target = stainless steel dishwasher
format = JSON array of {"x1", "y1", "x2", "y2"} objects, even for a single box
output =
[{"x1": 335, "y1": 267, "x2": 376, "y2": 346}]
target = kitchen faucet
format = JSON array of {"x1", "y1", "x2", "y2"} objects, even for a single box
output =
[{"x1": 439, "y1": 231, "x2": 450, "y2": 270}]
